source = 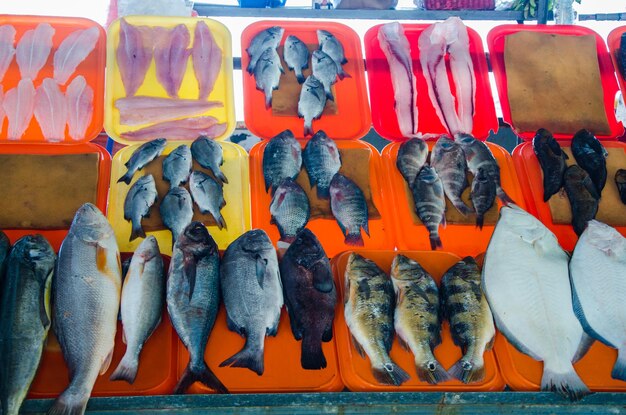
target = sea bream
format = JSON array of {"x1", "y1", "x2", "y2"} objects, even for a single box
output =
[
  {"x1": 298, "y1": 75, "x2": 326, "y2": 136},
  {"x1": 246, "y1": 26, "x2": 284, "y2": 74},
  {"x1": 283, "y1": 35, "x2": 309, "y2": 84},
  {"x1": 571, "y1": 129, "x2": 608, "y2": 196},
  {"x1": 118, "y1": 138, "x2": 167, "y2": 184},
  {"x1": 317, "y1": 30, "x2": 349, "y2": 80},
  {"x1": 411, "y1": 166, "x2": 446, "y2": 250},
  {"x1": 533, "y1": 128, "x2": 569, "y2": 202},
  {"x1": 189, "y1": 170, "x2": 227, "y2": 230},
  {"x1": 263, "y1": 129, "x2": 302, "y2": 194},
  {"x1": 270, "y1": 178, "x2": 310, "y2": 243},
  {"x1": 254, "y1": 47, "x2": 283, "y2": 109},
  {"x1": 311, "y1": 50, "x2": 338, "y2": 101},
  {"x1": 302, "y1": 130, "x2": 341, "y2": 199},
  {"x1": 162, "y1": 144, "x2": 192, "y2": 189},
  {"x1": 160, "y1": 186, "x2": 194, "y2": 244},
  {"x1": 430, "y1": 135, "x2": 472, "y2": 216},
  {"x1": 123, "y1": 174, "x2": 158, "y2": 241},
  {"x1": 396, "y1": 137, "x2": 428, "y2": 187},
  {"x1": 329, "y1": 173, "x2": 369, "y2": 246},
  {"x1": 191, "y1": 136, "x2": 228, "y2": 184},
  {"x1": 564, "y1": 165, "x2": 599, "y2": 236}
]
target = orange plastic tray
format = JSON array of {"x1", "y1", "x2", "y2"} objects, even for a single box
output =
[
  {"x1": 249, "y1": 139, "x2": 395, "y2": 258},
  {"x1": 607, "y1": 26, "x2": 626, "y2": 105},
  {"x1": 241, "y1": 21, "x2": 370, "y2": 140},
  {"x1": 380, "y1": 141, "x2": 525, "y2": 257},
  {"x1": 331, "y1": 249, "x2": 504, "y2": 392},
  {"x1": 0, "y1": 15, "x2": 105, "y2": 144}
]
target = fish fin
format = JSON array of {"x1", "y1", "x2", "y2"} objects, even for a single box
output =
[
  {"x1": 351, "y1": 334, "x2": 366, "y2": 358},
  {"x1": 362, "y1": 220, "x2": 370, "y2": 237},
  {"x1": 612, "y1": 349, "x2": 626, "y2": 381},
  {"x1": 174, "y1": 361, "x2": 228, "y2": 394},
  {"x1": 571, "y1": 281, "x2": 614, "y2": 347},
  {"x1": 269, "y1": 216, "x2": 276, "y2": 225},
  {"x1": 39, "y1": 276, "x2": 51, "y2": 328},
  {"x1": 301, "y1": 332, "x2": 327, "y2": 370},
  {"x1": 322, "y1": 324, "x2": 333, "y2": 343},
  {"x1": 344, "y1": 233, "x2": 364, "y2": 247},
  {"x1": 304, "y1": 123, "x2": 313, "y2": 137},
  {"x1": 130, "y1": 223, "x2": 146, "y2": 242},
  {"x1": 475, "y1": 214, "x2": 484, "y2": 230},
  {"x1": 47, "y1": 393, "x2": 89, "y2": 415},
  {"x1": 372, "y1": 362, "x2": 411, "y2": 386},
  {"x1": 341, "y1": 57, "x2": 348, "y2": 65},
  {"x1": 397, "y1": 336, "x2": 410, "y2": 351},
  {"x1": 296, "y1": 74, "x2": 305, "y2": 84},
  {"x1": 216, "y1": 214, "x2": 227, "y2": 230},
  {"x1": 415, "y1": 359, "x2": 451, "y2": 384},
  {"x1": 572, "y1": 332, "x2": 594, "y2": 364},
  {"x1": 96, "y1": 244, "x2": 108, "y2": 274},
  {"x1": 100, "y1": 347, "x2": 114, "y2": 375},
  {"x1": 496, "y1": 188, "x2": 515, "y2": 206},
  {"x1": 219, "y1": 340, "x2": 264, "y2": 375},
  {"x1": 122, "y1": 330, "x2": 127, "y2": 344},
  {"x1": 216, "y1": 170, "x2": 229, "y2": 184},
  {"x1": 441, "y1": 214, "x2": 447, "y2": 229},
  {"x1": 310, "y1": 261, "x2": 334, "y2": 293},
  {"x1": 429, "y1": 235, "x2": 442, "y2": 250},
  {"x1": 255, "y1": 254, "x2": 268, "y2": 288},
  {"x1": 118, "y1": 171, "x2": 132, "y2": 185},
  {"x1": 448, "y1": 357, "x2": 485, "y2": 384},
  {"x1": 540, "y1": 365, "x2": 590, "y2": 401},
  {"x1": 183, "y1": 251, "x2": 197, "y2": 300},
  {"x1": 110, "y1": 353, "x2": 139, "y2": 384},
  {"x1": 265, "y1": 91, "x2": 272, "y2": 109},
  {"x1": 454, "y1": 201, "x2": 473, "y2": 216},
  {"x1": 326, "y1": 89, "x2": 334, "y2": 101}
]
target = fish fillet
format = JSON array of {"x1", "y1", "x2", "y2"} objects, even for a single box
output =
[
  {"x1": 121, "y1": 116, "x2": 227, "y2": 141},
  {"x1": 66, "y1": 75, "x2": 93, "y2": 140},
  {"x1": 53, "y1": 26, "x2": 100, "y2": 85},
  {"x1": 3, "y1": 78, "x2": 35, "y2": 140},
  {"x1": 193, "y1": 21, "x2": 222, "y2": 100},
  {"x1": 34, "y1": 78, "x2": 68, "y2": 142},
  {"x1": 0, "y1": 25, "x2": 16, "y2": 82},
  {"x1": 16, "y1": 23, "x2": 55, "y2": 80},
  {"x1": 378, "y1": 22, "x2": 418, "y2": 138},
  {"x1": 115, "y1": 96, "x2": 222, "y2": 126},
  {"x1": 117, "y1": 19, "x2": 152, "y2": 97},
  {"x1": 154, "y1": 25, "x2": 191, "y2": 98}
]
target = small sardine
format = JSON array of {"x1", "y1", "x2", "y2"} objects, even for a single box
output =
[
  {"x1": 283, "y1": 35, "x2": 309, "y2": 84},
  {"x1": 329, "y1": 173, "x2": 369, "y2": 246},
  {"x1": 123, "y1": 174, "x2": 158, "y2": 242},
  {"x1": 190, "y1": 135, "x2": 228, "y2": 184},
  {"x1": 302, "y1": 130, "x2": 341, "y2": 199},
  {"x1": 298, "y1": 75, "x2": 326, "y2": 137},
  {"x1": 412, "y1": 166, "x2": 446, "y2": 250},
  {"x1": 163, "y1": 144, "x2": 192, "y2": 189},
  {"x1": 189, "y1": 170, "x2": 227, "y2": 230},
  {"x1": 118, "y1": 138, "x2": 167, "y2": 184},
  {"x1": 270, "y1": 178, "x2": 310, "y2": 243},
  {"x1": 160, "y1": 186, "x2": 194, "y2": 243}
]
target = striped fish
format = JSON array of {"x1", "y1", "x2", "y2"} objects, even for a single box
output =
[
  {"x1": 430, "y1": 135, "x2": 472, "y2": 216},
  {"x1": 411, "y1": 166, "x2": 446, "y2": 250}
]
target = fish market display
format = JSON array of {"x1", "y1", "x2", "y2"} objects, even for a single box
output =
[
  {"x1": 471, "y1": 167, "x2": 496, "y2": 230},
  {"x1": 329, "y1": 173, "x2": 369, "y2": 246},
  {"x1": 163, "y1": 144, "x2": 192, "y2": 189},
  {"x1": 570, "y1": 220, "x2": 626, "y2": 381},
  {"x1": 445, "y1": 17, "x2": 475, "y2": 134},
  {"x1": 279, "y1": 229, "x2": 336, "y2": 369},
  {"x1": 167, "y1": 222, "x2": 227, "y2": 393},
  {"x1": 617, "y1": 169, "x2": 626, "y2": 205},
  {"x1": 189, "y1": 170, "x2": 227, "y2": 230},
  {"x1": 49, "y1": 203, "x2": 122, "y2": 414},
  {"x1": 396, "y1": 137, "x2": 427, "y2": 187},
  {"x1": 533, "y1": 128, "x2": 569, "y2": 202},
  {"x1": 269, "y1": 178, "x2": 310, "y2": 243},
  {"x1": 263, "y1": 129, "x2": 302, "y2": 194},
  {"x1": 302, "y1": 130, "x2": 341, "y2": 199},
  {"x1": 482, "y1": 204, "x2": 589, "y2": 401},
  {"x1": 4, "y1": 78, "x2": 35, "y2": 140},
  {"x1": 34, "y1": 78, "x2": 67, "y2": 142},
  {"x1": 344, "y1": 253, "x2": 410, "y2": 386},
  {"x1": 254, "y1": 47, "x2": 283, "y2": 109},
  {"x1": 412, "y1": 166, "x2": 445, "y2": 250},
  {"x1": 571, "y1": 129, "x2": 608, "y2": 196},
  {"x1": 246, "y1": 26, "x2": 284, "y2": 74},
  {"x1": 115, "y1": 96, "x2": 221, "y2": 126},
  {"x1": 154, "y1": 24, "x2": 191, "y2": 98},
  {"x1": 378, "y1": 22, "x2": 418, "y2": 138},
  {"x1": 0, "y1": 25, "x2": 16, "y2": 82},
  {"x1": 117, "y1": 19, "x2": 152, "y2": 97},
  {"x1": 298, "y1": 75, "x2": 326, "y2": 136},
  {"x1": 390, "y1": 255, "x2": 448, "y2": 384},
  {"x1": 220, "y1": 230, "x2": 283, "y2": 375},
  {"x1": 118, "y1": 138, "x2": 167, "y2": 184},
  {"x1": 190, "y1": 135, "x2": 228, "y2": 184},
  {"x1": 431, "y1": 135, "x2": 472, "y2": 216},
  {"x1": 0, "y1": 230, "x2": 9, "y2": 287},
  {"x1": 110, "y1": 236, "x2": 164, "y2": 384},
  {"x1": 192, "y1": 21, "x2": 222, "y2": 100},
  {"x1": 440, "y1": 256, "x2": 495, "y2": 384},
  {"x1": 284, "y1": 35, "x2": 309, "y2": 84},
  {"x1": 0, "y1": 235, "x2": 55, "y2": 415},
  {"x1": 121, "y1": 116, "x2": 227, "y2": 141},
  {"x1": 16, "y1": 23, "x2": 54, "y2": 80},
  {"x1": 124, "y1": 174, "x2": 158, "y2": 241},
  {"x1": 66, "y1": 75, "x2": 94, "y2": 140},
  {"x1": 317, "y1": 30, "x2": 349, "y2": 80},
  {"x1": 564, "y1": 165, "x2": 599, "y2": 236},
  {"x1": 311, "y1": 50, "x2": 338, "y2": 101},
  {"x1": 53, "y1": 26, "x2": 100, "y2": 85},
  {"x1": 160, "y1": 186, "x2": 194, "y2": 243}
]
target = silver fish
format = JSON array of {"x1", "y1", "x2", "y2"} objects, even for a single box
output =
[
  {"x1": 396, "y1": 137, "x2": 428, "y2": 188},
  {"x1": 254, "y1": 47, "x2": 283, "y2": 109},
  {"x1": 191, "y1": 135, "x2": 228, "y2": 184},
  {"x1": 270, "y1": 178, "x2": 310, "y2": 243},
  {"x1": 412, "y1": 166, "x2": 445, "y2": 250},
  {"x1": 317, "y1": 29, "x2": 349, "y2": 80},
  {"x1": 246, "y1": 26, "x2": 284, "y2": 74},
  {"x1": 329, "y1": 173, "x2": 369, "y2": 246},
  {"x1": 298, "y1": 75, "x2": 326, "y2": 137},
  {"x1": 263, "y1": 129, "x2": 302, "y2": 194},
  {"x1": 302, "y1": 130, "x2": 341, "y2": 199},
  {"x1": 431, "y1": 135, "x2": 472, "y2": 216},
  {"x1": 123, "y1": 174, "x2": 158, "y2": 242},
  {"x1": 311, "y1": 50, "x2": 337, "y2": 101},
  {"x1": 118, "y1": 138, "x2": 167, "y2": 185},
  {"x1": 283, "y1": 35, "x2": 309, "y2": 84},
  {"x1": 160, "y1": 186, "x2": 193, "y2": 244},
  {"x1": 163, "y1": 144, "x2": 192, "y2": 189},
  {"x1": 189, "y1": 170, "x2": 227, "y2": 230}
]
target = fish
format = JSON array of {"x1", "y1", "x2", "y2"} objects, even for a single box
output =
[
  {"x1": 620, "y1": 32, "x2": 626, "y2": 81},
  {"x1": 220, "y1": 229, "x2": 283, "y2": 375},
  {"x1": 378, "y1": 22, "x2": 418, "y2": 138},
  {"x1": 116, "y1": 19, "x2": 152, "y2": 97},
  {"x1": 311, "y1": 50, "x2": 337, "y2": 101},
  {"x1": 329, "y1": 173, "x2": 369, "y2": 246},
  {"x1": 66, "y1": 75, "x2": 94, "y2": 141},
  {"x1": 163, "y1": 144, "x2": 192, "y2": 189},
  {"x1": 0, "y1": 235, "x2": 55, "y2": 415},
  {"x1": 298, "y1": 75, "x2": 326, "y2": 136},
  {"x1": 34, "y1": 78, "x2": 67, "y2": 142},
  {"x1": 431, "y1": 135, "x2": 473, "y2": 216},
  {"x1": 411, "y1": 165, "x2": 446, "y2": 250},
  {"x1": 120, "y1": 116, "x2": 227, "y2": 141},
  {"x1": 253, "y1": 47, "x2": 283, "y2": 109},
  {"x1": 570, "y1": 220, "x2": 626, "y2": 381},
  {"x1": 48, "y1": 203, "x2": 122, "y2": 415},
  {"x1": 0, "y1": 230, "x2": 9, "y2": 288},
  {"x1": 283, "y1": 35, "x2": 309, "y2": 84},
  {"x1": 564, "y1": 165, "x2": 599, "y2": 236},
  {"x1": 396, "y1": 137, "x2": 428, "y2": 187},
  {"x1": 317, "y1": 29, "x2": 349, "y2": 80},
  {"x1": 571, "y1": 129, "x2": 608, "y2": 196},
  {"x1": 445, "y1": 17, "x2": 475, "y2": 134},
  {"x1": 192, "y1": 21, "x2": 222, "y2": 100},
  {"x1": 16, "y1": 23, "x2": 54, "y2": 80},
  {"x1": 3, "y1": 78, "x2": 35, "y2": 140},
  {"x1": 246, "y1": 26, "x2": 284, "y2": 74},
  {"x1": 115, "y1": 96, "x2": 221, "y2": 126},
  {"x1": 123, "y1": 174, "x2": 158, "y2": 241},
  {"x1": 344, "y1": 253, "x2": 410, "y2": 386},
  {"x1": 440, "y1": 256, "x2": 495, "y2": 384},
  {"x1": 167, "y1": 222, "x2": 228, "y2": 394},
  {"x1": 190, "y1": 135, "x2": 228, "y2": 184},
  {"x1": 616, "y1": 169, "x2": 626, "y2": 205},
  {"x1": 189, "y1": 170, "x2": 227, "y2": 230},
  {"x1": 391, "y1": 254, "x2": 449, "y2": 384},
  {"x1": 118, "y1": 138, "x2": 167, "y2": 184},
  {"x1": 279, "y1": 229, "x2": 336, "y2": 369},
  {"x1": 302, "y1": 130, "x2": 341, "y2": 199},
  {"x1": 53, "y1": 26, "x2": 100, "y2": 85},
  {"x1": 262, "y1": 129, "x2": 302, "y2": 194},
  {"x1": 532, "y1": 128, "x2": 569, "y2": 202},
  {"x1": 482, "y1": 204, "x2": 590, "y2": 401},
  {"x1": 160, "y1": 186, "x2": 194, "y2": 244},
  {"x1": 471, "y1": 166, "x2": 496, "y2": 230},
  {"x1": 0, "y1": 86, "x2": 4, "y2": 126},
  {"x1": 154, "y1": 25, "x2": 191, "y2": 98},
  {"x1": 110, "y1": 236, "x2": 164, "y2": 384},
  {"x1": 0, "y1": 25, "x2": 16, "y2": 82},
  {"x1": 270, "y1": 178, "x2": 310, "y2": 243}
]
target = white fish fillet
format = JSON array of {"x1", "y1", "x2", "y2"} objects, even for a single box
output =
[
  {"x1": 66, "y1": 75, "x2": 93, "y2": 141},
  {"x1": 16, "y1": 23, "x2": 55, "y2": 80},
  {"x1": 53, "y1": 26, "x2": 100, "y2": 85},
  {"x1": 3, "y1": 78, "x2": 36, "y2": 140},
  {"x1": 34, "y1": 78, "x2": 67, "y2": 142},
  {"x1": 114, "y1": 96, "x2": 222, "y2": 126},
  {"x1": 0, "y1": 25, "x2": 16, "y2": 82},
  {"x1": 120, "y1": 116, "x2": 227, "y2": 141}
]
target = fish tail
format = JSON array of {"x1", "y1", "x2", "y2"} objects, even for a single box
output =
[
  {"x1": 496, "y1": 188, "x2": 515, "y2": 206},
  {"x1": 47, "y1": 391, "x2": 89, "y2": 415},
  {"x1": 326, "y1": 88, "x2": 334, "y2": 101},
  {"x1": 429, "y1": 233, "x2": 443, "y2": 250},
  {"x1": 448, "y1": 356, "x2": 485, "y2": 384},
  {"x1": 611, "y1": 348, "x2": 626, "y2": 381},
  {"x1": 117, "y1": 171, "x2": 132, "y2": 185},
  {"x1": 338, "y1": 68, "x2": 351, "y2": 80},
  {"x1": 130, "y1": 223, "x2": 146, "y2": 242},
  {"x1": 301, "y1": 332, "x2": 327, "y2": 370},
  {"x1": 415, "y1": 358, "x2": 451, "y2": 384},
  {"x1": 304, "y1": 123, "x2": 314, "y2": 137},
  {"x1": 109, "y1": 352, "x2": 140, "y2": 384},
  {"x1": 174, "y1": 361, "x2": 228, "y2": 394},
  {"x1": 475, "y1": 214, "x2": 485, "y2": 230},
  {"x1": 453, "y1": 200, "x2": 474, "y2": 216},
  {"x1": 296, "y1": 73, "x2": 305, "y2": 84},
  {"x1": 316, "y1": 185, "x2": 330, "y2": 199},
  {"x1": 265, "y1": 91, "x2": 272, "y2": 109},
  {"x1": 540, "y1": 364, "x2": 590, "y2": 401},
  {"x1": 216, "y1": 214, "x2": 227, "y2": 230},
  {"x1": 372, "y1": 361, "x2": 411, "y2": 386},
  {"x1": 344, "y1": 233, "x2": 364, "y2": 247},
  {"x1": 216, "y1": 170, "x2": 229, "y2": 184},
  {"x1": 219, "y1": 340, "x2": 264, "y2": 376}
]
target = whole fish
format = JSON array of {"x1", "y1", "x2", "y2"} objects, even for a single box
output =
[
  {"x1": 616, "y1": 169, "x2": 626, "y2": 205},
  {"x1": 532, "y1": 128, "x2": 569, "y2": 202},
  {"x1": 246, "y1": 26, "x2": 284, "y2": 74},
  {"x1": 270, "y1": 178, "x2": 310, "y2": 243},
  {"x1": 48, "y1": 203, "x2": 122, "y2": 414},
  {"x1": 123, "y1": 174, "x2": 158, "y2": 241},
  {"x1": 470, "y1": 166, "x2": 496, "y2": 230},
  {"x1": 302, "y1": 130, "x2": 341, "y2": 199},
  {"x1": 110, "y1": 236, "x2": 164, "y2": 384},
  {"x1": 440, "y1": 256, "x2": 495, "y2": 384},
  {"x1": 262, "y1": 129, "x2": 302, "y2": 194},
  {"x1": 564, "y1": 165, "x2": 599, "y2": 236},
  {"x1": 571, "y1": 129, "x2": 608, "y2": 196},
  {"x1": 570, "y1": 220, "x2": 626, "y2": 381},
  {"x1": 191, "y1": 136, "x2": 228, "y2": 184},
  {"x1": 254, "y1": 47, "x2": 283, "y2": 109},
  {"x1": 411, "y1": 166, "x2": 446, "y2": 250},
  {"x1": 344, "y1": 253, "x2": 410, "y2": 386},
  {"x1": 0, "y1": 235, "x2": 55, "y2": 415},
  {"x1": 189, "y1": 170, "x2": 227, "y2": 230},
  {"x1": 391, "y1": 255, "x2": 449, "y2": 384},
  {"x1": 329, "y1": 173, "x2": 369, "y2": 246},
  {"x1": 0, "y1": 230, "x2": 10, "y2": 288},
  {"x1": 298, "y1": 75, "x2": 326, "y2": 136},
  {"x1": 279, "y1": 229, "x2": 336, "y2": 369},
  {"x1": 167, "y1": 222, "x2": 227, "y2": 394},
  {"x1": 396, "y1": 137, "x2": 428, "y2": 187},
  {"x1": 283, "y1": 35, "x2": 309, "y2": 84},
  {"x1": 220, "y1": 230, "x2": 283, "y2": 375},
  {"x1": 482, "y1": 204, "x2": 590, "y2": 401},
  {"x1": 163, "y1": 144, "x2": 192, "y2": 189},
  {"x1": 311, "y1": 50, "x2": 338, "y2": 101},
  {"x1": 160, "y1": 186, "x2": 194, "y2": 243},
  {"x1": 431, "y1": 135, "x2": 472, "y2": 215},
  {"x1": 118, "y1": 138, "x2": 167, "y2": 184},
  {"x1": 317, "y1": 29, "x2": 349, "y2": 80}
]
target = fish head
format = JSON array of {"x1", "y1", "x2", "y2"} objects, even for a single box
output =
[
  {"x1": 177, "y1": 221, "x2": 217, "y2": 256},
  {"x1": 448, "y1": 256, "x2": 481, "y2": 283},
  {"x1": 151, "y1": 137, "x2": 168, "y2": 150},
  {"x1": 136, "y1": 173, "x2": 156, "y2": 188},
  {"x1": 345, "y1": 253, "x2": 374, "y2": 280},
  {"x1": 12, "y1": 234, "x2": 55, "y2": 274},
  {"x1": 329, "y1": 173, "x2": 355, "y2": 199},
  {"x1": 304, "y1": 75, "x2": 323, "y2": 89},
  {"x1": 69, "y1": 203, "x2": 114, "y2": 243},
  {"x1": 581, "y1": 220, "x2": 624, "y2": 256},
  {"x1": 312, "y1": 50, "x2": 332, "y2": 64},
  {"x1": 286, "y1": 35, "x2": 304, "y2": 48},
  {"x1": 288, "y1": 229, "x2": 325, "y2": 261},
  {"x1": 239, "y1": 229, "x2": 273, "y2": 256},
  {"x1": 453, "y1": 133, "x2": 476, "y2": 148},
  {"x1": 498, "y1": 204, "x2": 551, "y2": 243},
  {"x1": 276, "y1": 129, "x2": 296, "y2": 142},
  {"x1": 135, "y1": 235, "x2": 161, "y2": 262},
  {"x1": 267, "y1": 26, "x2": 285, "y2": 40},
  {"x1": 532, "y1": 128, "x2": 553, "y2": 150},
  {"x1": 317, "y1": 29, "x2": 333, "y2": 44},
  {"x1": 390, "y1": 254, "x2": 428, "y2": 282}
]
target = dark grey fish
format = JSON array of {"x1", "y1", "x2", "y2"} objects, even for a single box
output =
[
  {"x1": 254, "y1": 47, "x2": 283, "y2": 109},
  {"x1": 263, "y1": 129, "x2": 302, "y2": 194},
  {"x1": 620, "y1": 33, "x2": 626, "y2": 81},
  {"x1": 283, "y1": 35, "x2": 309, "y2": 84},
  {"x1": 329, "y1": 173, "x2": 369, "y2": 246},
  {"x1": 123, "y1": 174, "x2": 158, "y2": 241},
  {"x1": 189, "y1": 171, "x2": 226, "y2": 230},
  {"x1": 163, "y1": 144, "x2": 192, "y2": 189},
  {"x1": 160, "y1": 186, "x2": 193, "y2": 243},
  {"x1": 317, "y1": 29, "x2": 350, "y2": 80},
  {"x1": 0, "y1": 230, "x2": 10, "y2": 288},
  {"x1": 532, "y1": 128, "x2": 569, "y2": 202},
  {"x1": 396, "y1": 137, "x2": 428, "y2": 188},
  {"x1": 190, "y1": 135, "x2": 228, "y2": 184},
  {"x1": 298, "y1": 75, "x2": 326, "y2": 136},
  {"x1": 311, "y1": 50, "x2": 338, "y2": 101},
  {"x1": 412, "y1": 166, "x2": 446, "y2": 250},
  {"x1": 431, "y1": 135, "x2": 472, "y2": 215},
  {"x1": 118, "y1": 138, "x2": 167, "y2": 184},
  {"x1": 270, "y1": 179, "x2": 310, "y2": 243},
  {"x1": 246, "y1": 26, "x2": 284, "y2": 74},
  {"x1": 302, "y1": 130, "x2": 341, "y2": 199},
  {"x1": 616, "y1": 169, "x2": 626, "y2": 205},
  {"x1": 571, "y1": 129, "x2": 608, "y2": 196},
  {"x1": 564, "y1": 165, "x2": 599, "y2": 236},
  {"x1": 470, "y1": 166, "x2": 496, "y2": 230}
]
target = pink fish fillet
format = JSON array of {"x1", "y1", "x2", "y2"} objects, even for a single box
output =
[
  {"x1": 0, "y1": 25, "x2": 16, "y2": 82},
  {"x1": 66, "y1": 75, "x2": 94, "y2": 141},
  {"x1": 117, "y1": 19, "x2": 152, "y2": 97},
  {"x1": 378, "y1": 22, "x2": 418, "y2": 138},
  {"x1": 121, "y1": 116, "x2": 227, "y2": 141},
  {"x1": 3, "y1": 78, "x2": 35, "y2": 140},
  {"x1": 53, "y1": 26, "x2": 100, "y2": 85},
  {"x1": 34, "y1": 78, "x2": 68, "y2": 142},
  {"x1": 154, "y1": 25, "x2": 191, "y2": 98},
  {"x1": 16, "y1": 23, "x2": 55, "y2": 80},
  {"x1": 0, "y1": 87, "x2": 5, "y2": 127},
  {"x1": 193, "y1": 21, "x2": 222, "y2": 100},
  {"x1": 115, "y1": 96, "x2": 222, "y2": 126}
]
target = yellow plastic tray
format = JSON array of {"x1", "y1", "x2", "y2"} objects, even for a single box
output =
[
  {"x1": 104, "y1": 16, "x2": 235, "y2": 145},
  {"x1": 108, "y1": 141, "x2": 251, "y2": 254}
]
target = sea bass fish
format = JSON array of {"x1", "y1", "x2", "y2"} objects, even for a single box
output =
[
  {"x1": 571, "y1": 129, "x2": 608, "y2": 196},
  {"x1": 298, "y1": 75, "x2": 326, "y2": 136},
  {"x1": 189, "y1": 170, "x2": 227, "y2": 230},
  {"x1": 431, "y1": 135, "x2": 472, "y2": 216},
  {"x1": 160, "y1": 186, "x2": 194, "y2": 244},
  {"x1": 411, "y1": 166, "x2": 446, "y2": 250},
  {"x1": 116, "y1": 19, "x2": 152, "y2": 97},
  {"x1": 263, "y1": 129, "x2": 302, "y2": 194},
  {"x1": 270, "y1": 178, "x2": 310, "y2": 243},
  {"x1": 246, "y1": 26, "x2": 284, "y2": 74},
  {"x1": 302, "y1": 130, "x2": 341, "y2": 199},
  {"x1": 470, "y1": 167, "x2": 496, "y2": 230},
  {"x1": 616, "y1": 169, "x2": 626, "y2": 205},
  {"x1": 123, "y1": 174, "x2": 158, "y2": 241},
  {"x1": 162, "y1": 144, "x2": 192, "y2": 189},
  {"x1": 284, "y1": 35, "x2": 309, "y2": 84},
  {"x1": 317, "y1": 30, "x2": 349, "y2": 80},
  {"x1": 118, "y1": 138, "x2": 167, "y2": 185},
  {"x1": 191, "y1": 135, "x2": 228, "y2": 184},
  {"x1": 533, "y1": 128, "x2": 569, "y2": 202},
  {"x1": 254, "y1": 47, "x2": 283, "y2": 109},
  {"x1": 564, "y1": 165, "x2": 599, "y2": 236},
  {"x1": 311, "y1": 50, "x2": 337, "y2": 101},
  {"x1": 330, "y1": 173, "x2": 369, "y2": 246},
  {"x1": 396, "y1": 137, "x2": 427, "y2": 187}
]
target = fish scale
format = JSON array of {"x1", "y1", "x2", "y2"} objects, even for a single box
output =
[
  {"x1": 329, "y1": 173, "x2": 369, "y2": 247},
  {"x1": 303, "y1": 130, "x2": 341, "y2": 199},
  {"x1": 431, "y1": 135, "x2": 472, "y2": 216},
  {"x1": 263, "y1": 130, "x2": 302, "y2": 194},
  {"x1": 270, "y1": 178, "x2": 309, "y2": 243}
]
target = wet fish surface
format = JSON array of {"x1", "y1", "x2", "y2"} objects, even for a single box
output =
[
  {"x1": 120, "y1": 116, "x2": 227, "y2": 141},
  {"x1": 532, "y1": 128, "x2": 569, "y2": 202},
  {"x1": 254, "y1": 47, "x2": 283, "y2": 109},
  {"x1": 317, "y1": 30, "x2": 349, "y2": 80},
  {"x1": 620, "y1": 32, "x2": 626, "y2": 80},
  {"x1": 396, "y1": 137, "x2": 427, "y2": 187},
  {"x1": 124, "y1": 174, "x2": 158, "y2": 241},
  {"x1": 34, "y1": 78, "x2": 67, "y2": 142},
  {"x1": 118, "y1": 138, "x2": 167, "y2": 184},
  {"x1": 246, "y1": 26, "x2": 284, "y2": 74},
  {"x1": 66, "y1": 75, "x2": 94, "y2": 141},
  {"x1": 0, "y1": 25, "x2": 16, "y2": 82},
  {"x1": 411, "y1": 165, "x2": 446, "y2": 250},
  {"x1": 16, "y1": 23, "x2": 54, "y2": 80},
  {"x1": 53, "y1": 26, "x2": 100, "y2": 85},
  {"x1": 284, "y1": 35, "x2": 309, "y2": 84},
  {"x1": 191, "y1": 135, "x2": 228, "y2": 184},
  {"x1": 4, "y1": 78, "x2": 35, "y2": 141},
  {"x1": 189, "y1": 170, "x2": 227, "y2": 230},
  {"x1": 311, "y1": 50, "x2": 337, "y2": 101},
  {"x1": 263, "y1": 129, "x2": 302, "y2": 194},
  {"x1": 616, "y1": 169, "x2": 626, "y2": 205},
  {"x1": 160, "y1": 186, "x2": 194, "y2": 244},
  {"x1": 302, "y1": 130, "x2": 341, "y2": 199},
  {"x1": 192, "y1": 21, "x2": 222, "y2": 100},
  {"x1": 431, "y1": 135, "x2": 472, "y2": 216},
  {"x1": 163, "y1": 144, "x2": 192, "y2": 189},
  {"x1": 571, "y1": 129, "x2": 608, "y2": 196},
  {"x1": 270, "y1": 178, "x2": 310, "y2": 243},
  {"x1": 298, "y1": 75, "x2": 326, "y2": 136},
  {"x1": 564, "y1": 165, "x2": 599, "y2": 236},
  {"x1": 470, "y1": 167, "x2": 496, "y2": 230},
  {"x1": 116, "y1": 19, "x2": 152, "y2": 97},
  {"x1": 329, "y1": 173, "x2": 369, "y2": 246},
  {"x1": 0, "y1": 230, "x2": 10, "y2": 288}
]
